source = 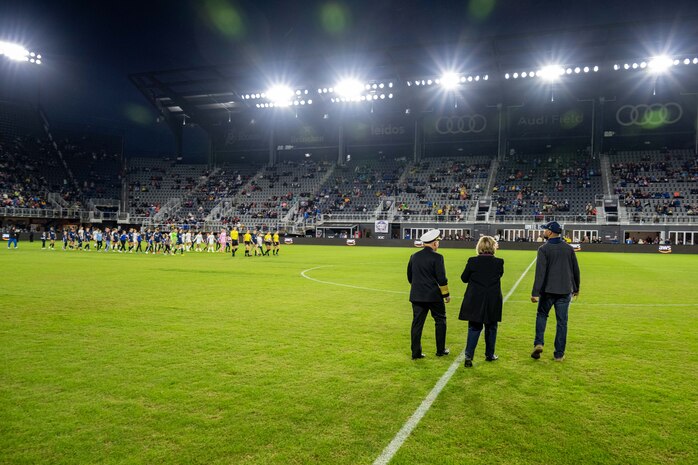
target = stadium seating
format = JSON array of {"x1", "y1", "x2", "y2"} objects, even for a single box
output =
[
  {"x1": 610, "y1": 149, "x2": 698, "y2": 220},
  {"x1": 394, "y1": 156, "x2": 492, "y2": 221},
  {"x1": 491, "y1": 152, "x2": 602, "y2": 220}
]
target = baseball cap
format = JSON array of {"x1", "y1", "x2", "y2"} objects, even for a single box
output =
[{"x1": 543, "y1": 221, "x2": 562, "y2": 234}]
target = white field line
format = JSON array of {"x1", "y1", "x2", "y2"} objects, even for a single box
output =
[
  {"x1": 300, "y1": 266, "x2": 407, "y2": 295},
  {"x1": 506, "y1": 300, "x2": 698, "y2": 307},
  {"x1": 300, "y1": 267, "x2": 692, "y2": 309},
  {"x1": 371, "y1": 257, "x2": 537, "y2": 465}
]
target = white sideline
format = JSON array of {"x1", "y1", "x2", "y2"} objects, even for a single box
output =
[{"x1": 372, "y1": 257, "x2": 537, "y2": 465}]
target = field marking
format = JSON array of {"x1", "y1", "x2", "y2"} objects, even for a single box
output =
[
  {"x1": 300, "y1": 266, "x2": 407, "y2": 295},
  {"x1": 507, "y1": 300, "x2": 698, "y2": 307},
  {"x1": 372, "y1": 257, "x2": 537, "y2": 465}
]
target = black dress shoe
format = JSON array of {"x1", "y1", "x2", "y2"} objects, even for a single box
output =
[
  {"x1": 485, "y1": 354, "x2": 499, "y2": 362},
  {"x1": 436, "y1": 349, "x2": 450, "y2": 357},
  {"x1": 412, "y1": 353, "x2": 426, "y2": 359},
  {"x1": 464, "y1": 357, "x2": 473, "y2": 368}
]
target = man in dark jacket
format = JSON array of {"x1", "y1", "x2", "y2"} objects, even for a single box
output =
[
  {"x1": 407, "y1": 229, "x2": 451, "y2": 359},
  {"x1": 531, "y1": 221, "x2": 580, "y2": 361}
]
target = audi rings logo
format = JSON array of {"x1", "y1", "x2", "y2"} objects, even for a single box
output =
[
  {"x1": 616, "y1": 103, "x2": 683, "y2": 127},
  {"x1": 435, "y1": 115, "x2": 487, "y2": 134}
]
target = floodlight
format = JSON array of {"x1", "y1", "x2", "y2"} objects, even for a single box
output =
[
  {"x1": 684, "y1": 58, "x2": 690, "y2": 65},
  {"x1": 513, "y1": 73, "x2": 519, "y2": 79},
  {"x1": 648, "y1": 55, "x2": 673, "y2": 74},
  {"x1": 624, "y1": 64, "x2": 630, "y2": 70},
  {"x1": 335, "y1": 79, "x2": 364, "y2": 98},
  {"x1": 505, "y1": 73, "x2": 510, "y2": 79},
  {"x1": 266, "y1": 85, "x2": 294, "y2": 107},
  {"x1": 583, "y1": 66, "x2": 590, "y2": 73},
  {"x1": 521, "y1": 72, "x2": 528, "y2": 78},
  {"x1": 694, "y1": 58, "x2": 698, "y2": 64},
  {"x1": 593, "y1": 66, "x2": 599, "y2": 72},
  {"x1": 440, "y1": 72, "x2": 460, "y2": 89},
  {"x1": 427, "y1": 79, "x2": 433, "y2": 85},
  {"x1": 0, "y1": 41, "x2": 30, "y2": 61},
  {"x1": 613, "y1": 64, "x2": 620, "y2": 70}
]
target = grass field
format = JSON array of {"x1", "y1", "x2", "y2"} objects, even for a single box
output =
[{"x1": 1, "y1": 242, "x2": 697, "y2": 464}]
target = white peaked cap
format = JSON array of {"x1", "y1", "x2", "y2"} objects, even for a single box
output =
[{"x1": 420, "y1": 229, "x2": 441, "y2": 243}]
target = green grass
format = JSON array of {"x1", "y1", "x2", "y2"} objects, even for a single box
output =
[{"x1": 1, "y1": 243, "x2": 696, "y2": 464}]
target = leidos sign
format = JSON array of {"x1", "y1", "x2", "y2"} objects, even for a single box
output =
[{"x1": 371, "y1": 124, "x2": 406, "y2": 136}]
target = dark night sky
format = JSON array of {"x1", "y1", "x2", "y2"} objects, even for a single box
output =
[{"x1": 2, "y1": 0, "x2": 698, "y2": 155}]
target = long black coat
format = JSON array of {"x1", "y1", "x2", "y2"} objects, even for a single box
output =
[
  {"x1": 458, "y1": 254, "x2": 504, "y2": 324},
  {"x1": 407, "y1": 247, "x2": 449, "y2": 302}
]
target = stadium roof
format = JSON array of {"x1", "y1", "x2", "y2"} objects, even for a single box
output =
[{"x1": 130, "y1": 16, "x2": 698, "y2": 128}]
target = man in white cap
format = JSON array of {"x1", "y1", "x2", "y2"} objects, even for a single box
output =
[{"x1": 406, "y1": 229, "x2": 451, "y2": 359}]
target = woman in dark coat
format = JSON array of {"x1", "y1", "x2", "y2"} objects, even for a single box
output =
[{"x1": 459, "y1": 236, "x2": 504, "y2": 367}]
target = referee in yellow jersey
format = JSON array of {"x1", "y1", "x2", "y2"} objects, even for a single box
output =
[
  {"x1": 272, "y1": 230, "x2": 280, "y2": 256},
  {"x1": 243, "y1": 229, "x2": 252, "y2": 257},
  {"x1": 230, "y1": 227, "x2": 240, "y2": 257}
]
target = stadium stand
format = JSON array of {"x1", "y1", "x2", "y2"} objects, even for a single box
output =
[
  {"x1": 55, "y1": 131, "x2": 122, "y2": 200},
  {"x1": 394, "y1": 155, "x2": 492, "y2": 222},
  {"x1": 313, "y1": 157, "x2": 405, "y2": 219},
  {"x1": 491, "y1": 151, "x2": 602, "y2": 221},
  {"x1": 610, "y1": 149, "x2": 698, "y2": 221}
]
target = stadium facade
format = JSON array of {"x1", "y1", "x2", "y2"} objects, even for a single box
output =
[{"x1": 2, "y1": 20, "x2": 698, "y2": 245}]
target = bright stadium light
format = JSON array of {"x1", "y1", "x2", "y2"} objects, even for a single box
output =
[
  {"x1": 440, "y1": 72, "x2": 460, "y2": 90},
  {"x1": 648, "y1": 55, "x2": 673, "y2": 74},
  {"x1": 334, "y1": 79, "x2": 364, "y2": 99},
  {"x1": 0, "y1": 41, "x2": 33, "y2": 62},
  {"x1": 537, "y1": 65, "x2": 564, "y2": 81},
  {"x1": 266, "y1": 85, "x2": 294, "y2": 107}
]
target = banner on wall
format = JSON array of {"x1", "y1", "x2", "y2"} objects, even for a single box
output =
[
  {"x1": 345, "y1": 116, "x2": 413, "y2": 145},
  {"x1": 508, "y1": 102, "x2": 591, "y2": 139},
  {"x1": 658, "y1": 245, "x2": 672, "y2": 254},
  {"x1": 374, "y1": 220, "x2": 389, "y2": 234},
  {"x1": 603, "y1": 96, "x2": 695, "y2": 136},
  {"x1": 423, "y1": 108, "x2": 499, "y2": 142},
  {"x1": 275, "y1": 116, "x2": 338, "y2": 148}
]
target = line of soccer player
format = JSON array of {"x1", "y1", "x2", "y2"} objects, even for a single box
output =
[{"x1": 42, "y1": 226, "x2": 282, "y2": 257}]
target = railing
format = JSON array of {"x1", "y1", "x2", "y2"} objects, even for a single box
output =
[
  {"x1": 394, "y1": 214, "x2": 468, "y2": 223},
  {"x1": 0, "y1": 207, "x2": 80, "y2": 219},
  {"x1": 491, "y1": 214, "x2": 599, "y2": 224},
  {"x1": 89, "y1": 198, "x2": 120, "y2": 208},
  {"x1": 318, "y1": 213, "x2": 376, "y2": 223},
  {"x1": 622, "y1": 214, "x2": 698, "y2": 225}
]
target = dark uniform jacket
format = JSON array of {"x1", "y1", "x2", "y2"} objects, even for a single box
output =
[
  {"x1": 458, "y1": 254, "x2": 504, "y2": 323},
  {"x1": 531, "y1": 238, "x2": 581, "y2": 297},
  {"x1": 407, "y1": 247, "x2": 449, "y2": 302}
]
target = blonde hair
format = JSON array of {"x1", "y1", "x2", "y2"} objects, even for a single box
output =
[{"x1": 476, "y1": 236, "x2": 497, "y2": 255}]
